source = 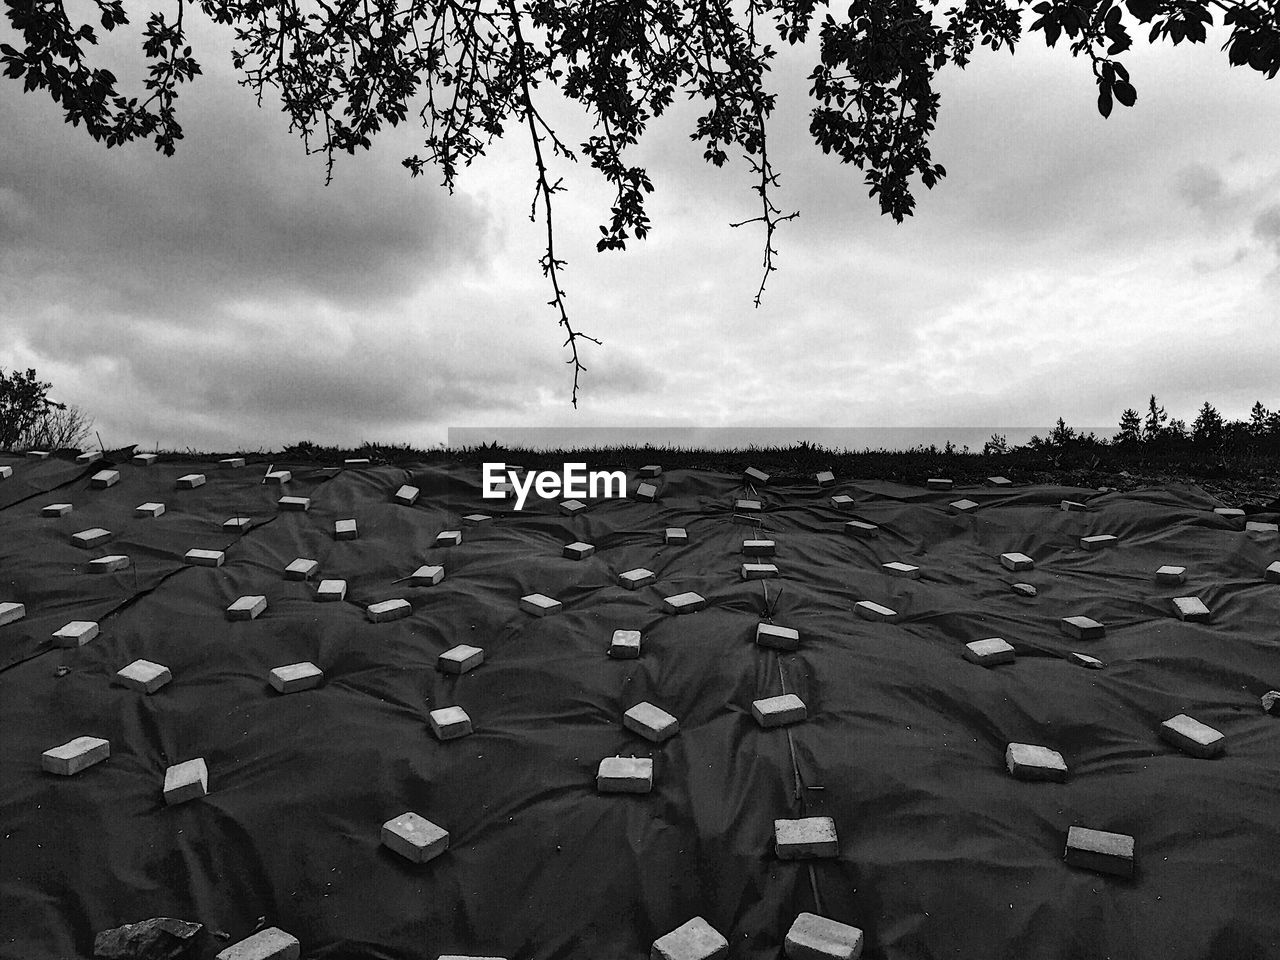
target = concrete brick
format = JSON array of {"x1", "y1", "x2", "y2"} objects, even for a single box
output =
[
  {"x1": 1011, "y1": 583, "x2": 1037, "y2": 597},
  {"x1": 88, "y1": 555, "x2": 130, "y2": 574},
  {"x1": 1247, "y1": 520, "x2": 1279, "y2": 533},
  {"x1": 264, "y1": 470, "x2": 292, "y2": 485},
  {"x1": 620, "y1": 568, "x2": 657, "y2": 590},
  {"x1": 1064, "y1": 825, "x2": 1134, "y2": 877},
  {"x1": 429, "y1": 706, "x2": 473, "y2": 740},
  {"x1": 42, "y1": 503, "x2": 72, "y2": 517},
  {"x1": 560, "y1": 499, "x2": 587, "y2": 516},
  {"x1": 1172, "y1": 596, "x2": 1210, "y2": 622},
  {"x1": 285, "y1": 558, "x2": 319, "y2": 580},
  {"x1": 1060, "y1": 616, "x2": 1104, "y2": 640},
  {"x1": 463, "y1": 514, "x2": 492, "y2": 526},
  {"x1": 1262, "y1": 690, "x2": 1280, "y2": 715},
  {"x1": 344, "y1": 458, "x2": 371, "y2": 466},
  {"x1": 986, "y1": 476, "x2": 1012, "y2": 487},
  {"x1": 623, "y1": 702, "x2": 679, "y2": 742},
  {"x1": 635, "y1": 482, "x2": 658, "y2": 502},
  {"x1": 1213, "y1": 507, "x2": 1245, "y2": 518},
  {"x1": 756, "y1": 623, "x2": 800, "y2": 651},
  {"x1": 752, "y1": 694, "x2": 807, "y2": 728},
  {"x1": 269, "y1": 662, "x2": 323, "y2": 693},
  {"x1": 596, "y1": 756, "x2": 653, "y2": 793},
  {"x1": 925, "y1": 478, "x2": 953, "y2": 491},
  {"x1": 563, "y1": 541, "x2": 594, "y2": 560},
  {"x1": 844, "y1": 520, "x2": 878, "y2": 538},
  {"x1": 1000, "y1": 552, "x2": 1034, "y2": 572},
  {"x1": 1005, "y1": 742, "x2": 1067, "y2": 782},
  {"x1": 665, "y1": 527, "x2": 688, "y2": 545},
  {"x1": 382, "y1": 811, "x2": 448, "y2": 863},
  {"x1": 367, "y1": 599, "x2": 411, "y2": 622},
  {"x1": 609, "y1": 629, "x2": 641, "y2": 658},
  {"x1": 90, "y1": 469, "x2": 120, "y2": 489},
  {"x1": 652, "y1": 917, "x2": 727, "y2": 960},
  {"x1": 742, "y1": 562, "x2": 779, "y2": 580},
  {"x1": 408, "y1": 564, "x2": 445, "y2": 586},
  {"x1": 72, "y1": 527, "x2": 111, "y2": 548},
  {"x1": 0, "y1": 465, "x2": 10, "y2": 479},
  {"x1": 316, "y1": 579, "x2": 347, "y2": 602},
  {"x1": 882, "y1": 561, "x2": 919, "y2": 579},
  {"x1": 132, "y1": 453, "x2": 158, "y2": 466},
  {"x1": 640, "y1": 465, "x2": 662, "y2": 478},
  {"x1": 743, "y1": 539, "x2": 776, "y2": 557},
  {"x1": 963, "y1": 638, "x2": 1015, "y2": 666},
  {"x1": 1159, "y1": 714, "x2": 1224, "y2": 758},
  {"x1": 1069, "y1": 652, "x2": 1105, "y2": 669},
  {"x1": 1264, "y1": 560, "x2": 1280, "y2": 583},
  {"x1": 26, "y1": 450, "x2": 49, "y2": 459},
  {"x1": 76, "y1": 451, "x2": 101, "y2": 464},
  {"x1": 278, "y1": 496, "x2": 311, "y2": 511},
  {"x1": 117, "y1": 659, "x2": 172, "y2": 693},
  {"x1": 784, "y1": 912, "x2": 864, "y2": 960},
  {"x1": 135, "y1": 502, "x2": 165, "y2": 518},
  {"x1": 223, "y1": 517, "x2": 252, "y2": 532},
  {"x1": 775, "y1": 816, "x2": 838, "y2": 859},
  {"x1": 1060, "y1": 499, "x2": 1087, "y2": 512},
  {"x1": 175, "y1": 474, "x2": 206, "y2": 489},
  {"x1": 333, "y1": 519, "x2": 358, "y2": 541},
  {"x1": 520, "y1": 593, "x2": 562, "y2": 616},
  {"x1": 1081, "y1": 535, "x2": 1118, "y2": 551},
  {"x1": 816, "y1": 471, "x2": 836, "y2": 487},
  {"x1": 830, "y1": 495, "x2": 855, "y2": 510},
  {"x1": 0, "y1": 601, "x2": 25, "y2": 627},
  {"x1": 663, "y1": 591, "x2": 706, "y2": 614},
  {"x1": 438, "y1": 644, "x2": 483, "y2": 674},
  {"x1": 219, "y1": 457, "x2": 246, "y2": 469},
  {"x1": 855, "y1": 600, "x2": 897, "y2": 622},
  {"x1": 1156, "y1": 565, "x2": 1186, "y2": 584},
  {"x1": 735, "y1": 498, "x2": 763, "y2": 513},
  {"x1": 435, "y1": 530, "x2": 462, "y2": 547},
  {"x1": 227, "y1": 595, "x2": 267, "y2": 620},
  {"x1": 42, "y1": 736, "x2": 109, "y2": 775},
  {"x1": 215, "y1": 927, "x2": 299, "y2": 960},
  {"x1": 53, "y1": 620, "x2": 99, "y2": 647},
  {"x1": 745, "y1": 467, "x2": 770, "y2": 485},
  {"x1": 163, "y1": 758, "x2": 208, "y2": 804},
  {"x1": 185, "y1": 548, "x2": 225, "y2": 567},
  {"x1": 394, "y1": 484, "x2": 420, "y2": 505},
  {"x1": 950, "y1": 499, "x2": 979, "y2": 514}
]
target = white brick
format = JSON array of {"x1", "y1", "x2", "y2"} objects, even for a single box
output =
[
  {"x1": 665, "y1": 528, "x2": 688, "y2": 545},
  {"x1": 408, "y1": 564, "x2": 445, "y2": 586},
  {"x1": 53, "y1": 620, "x2": 98, "y2": 647},
  {"x1": 1011, "y1": 582, "x2": 1037, "y2": 597},
  {"x1": 41, "y1": 503, "x2": 72, "y2": 517},
  {"x1": 964, "y1": 638, "x2": 1014, "y2": 666},
  {"x1": 382, "y1": 811, "x2": 448, "y2": 863},
  {"x1": 1005, "y1": 742, "x2": 1067, "y2": 782},
  {"x1": 278, "y1": 496, "x2": 311, "y2": 511},
  {"x1": 175, "y1": 474, "x2": 206, "y2": 489},
  {"x1": 986, "y1": 476, "x2": 1012, "y2": 487},
  {"x1": 1263, "y1": 690, "x2": 1280, "y2": 715},
  {"x1": 316, "y1": 579, "x2": 347, "y2": 602},
  {"x1": 285, "y1": 558, "x2": 319, "y2": 580},
  {"x1": 438, "y1": 644, "x2": 483, "y2": 674},
  {"x1": 620, "y1": 568, "x2": 656, "y2": 590},
  {"x1": 76, "y1": 451, "x2": 101, "y2": 464},
  {"x1": 117, "y1": 659, "x2": 172, "y2": 693},
  {"x1": 784, "y1": 912, "x2": 864, "y2": 960},
  {"x1": 623, "y1": 702, "x2": 679, "y2": 743},
  {"x1": 462, "y1": 514, "x2": 492, "y2": 526},
  {"x1": 435, "y1": 530, "x2": 462, "y2": 547},
  {"x1": 855, "y1": 600, "x2": 896, "y2": 622},
  {"x1": 560, "y1": 499, "x2": 587, "y2": 516},
  {"x1": 219, "y1": 457, "x2": 246, "y2": 469},
  {"x1": 1172, "y1": 596, "x2": 1210, "y2": 622},
  {"x1": 163, "y1": 758, "x2": 208, "y2": 804},
  {"x1": 185, "y1": 548, "x2": 225, "y2": 567},
  {"x1": 663, "y1": 591, "x2": 706, "y2": 614},
  {"x1": 925, "y1": 478, "x2": 953, "y2": 491},
  {"x1": 88, "y1": 555, "x2": 130, "y2": 574},
  {"x1": 223, "y1": 517, "x2": 252, "y2": 532},
  {"x1": 135, "y1": 502, "x2": 166, "y2": 518},
  {"x1": 609, "y1": 629, "x2": 641, "y2": 658},
  {"x1": 429, "y1": 706, "x2": 473, "y2": 740},
  {"x1": 950, "y1": 499, "x2": 979, "y2": 514},
  {"x1": 42, "y1": 736, "x2": 109, "y2": 775},
  {"x1": 1267, "y1": 561, "x2": 1280, "y2": 584},
  {"x1": 1060, "y1": 616, "x2": 1104, "y2": 640},
  {"x1": 744, "y1": 467, "x2": 770, "y2": 485},
  {"x1": 830, "y1": 495, "x2": 855, "y2": 510},
  {"x1": 1247, "y1": 521, "x2": 1279, "y2": 533},
  {"x1": 1213, "y1": 506, "x2": 1245, "y2": 518},
  {"x1": 741, "y1": 562, "x2": 779, "y2": 580},
  {"x1": 815, "y1": 471, "x2": 836, "y2": 487},
  {"x1": 634, "y1": 481, "x2": 658, "y2": 502},
  {"x1": 1081, "y1": 535, "x2": 1118, "y2": 551},
  {"x1": 344, "y1": 458, "x2": 371, "y2": 465},
  {"x1": 226, "y1": 596, "x2": 266, "y2": 621},
  {"x1": 652, "y1": 917, "x2": 727, "y2": 960},
  {"x1": 756, "y1": 623, "x2": 799, "y2": 651},
  {"x1": 843, "y1": 520, "x2": 878, "y2": 538},
  {"x1": 743, "y1": 539, "x2": 775, "y2": 557},
  {"x1": 0, "y1": 601, "x2": 26, "y2": 627},
  {"x1": 333, "y1": 519, "x2": 358, "y2": 540},
  {"x1": 132, "y1": 453, "x2": 158, "y2": 466},
  {"x1": 1060, "y1": 499, "x2": 1087, "y2": 512},
  {"x1": 1156, "y1": 565, "x2": 1186, "y2": 584},
  {"x1": 882, "y1": 561, "x2": 919, "y2": 579},
  {"x1": 1064, "y1": 825, "x2": 1134, "y2": 877},
  {"x1": 270, "y1": 662, "x2": 323, "y2": 693},
  {"x1": 90, "y1": 469, "x2": 119, "y2": 488},
  {"x1": 1069, "y1": 651, "x2": 1105, "y2": 669},
  {"x1": 0, "y1": 465, "x2": 11, "y2": 479},
  {"x1": 735, "y1": 498, "x2": 763, "y2": 513},
  {"x1": 26, "y1": 450, "x2": 49, "y2": 459},
  {"x1": 215, "y1": 927, "x2": 299, "y2": 960},
  {"x1": 752, "y1": 694, "x2": 807, "y2": 728},
  {"x1": 639, "y1": 465, "x2": 662, "y2": 478},
  {"x1": 393, "y1": 484, "x2": 420, "y2": 505},
  {"x1": 563, "y1": 541, "x2": 594, "y2": 560},
  {"x1": 367, "y1": 599, "x2": 411, "y2": 622},
  {"x1": 775, "y1": 816, "x2": 838, "y2": 859},
  {"x1": 264, "y1": 470, "x2": 292, "y2": 485},
  {"x1": 596, "y1": 756, "x2": 653, "y2": 793},
  {"x1": 520, "y1": 593, "x2": 562, "y2": 616},
  {"x1": 1159, "y1": 714, "x2": 1224, "y2": 758},
  {"x1": 72, "y1": 527, "x2": 111, "y2": 548},
  {"x1": 1000, "y1": 552, "x2": 1034, "y2": 572}
]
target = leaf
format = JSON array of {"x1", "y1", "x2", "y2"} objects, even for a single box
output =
[
  {"x1": 1113, "y1": 79, "x2": 1136, "y2": 106},
  {"x1": 1097, "y1": 83, "x2": 1113, "y2": 117}
]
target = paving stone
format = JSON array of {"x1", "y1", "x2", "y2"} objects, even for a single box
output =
[
  {"x1": 368, "y1": 599, "x2": 411, "y2": 622},
  {"x1": 219, "y1": 457, "x2": 246, "y2": 469},
  {"x1": 829, "y1": 494, "x2": 855, "y2": 511},
  {"x1": 463, "y1": 514, "x2": 492, "y2": 526},
  {"x1": 735, "y1": 498, "x2": 763, "y2": 513},
  {"x1": 1060, "y1": 499, "x2": 1087, "y2": 512},
  {"x1": 227, "y1": 595, "x2": 267, "y2": 620},
  {"x1": 843, "y1": 520, "x2": 878, "y2": 538},
  {"x1": 1000, "y1": 552, "x2": 1034, "y2": 572},
  {"x1": 620, "y1": 568, "x2": 657, "y2": 590},
  {"x1": 1011, "y1": 582, "x2": 1037, "y2": 597},
  {"x1": 950, "y1": 499, "x2": 979, "y2": 514},
  {"x1": 316, "y1": 579, "x2": 347, "y2": 602},
  {"x1": 1061, "y1": 616, "x2": 1104, "y2": 640},
  {"x1": 652, "y1": 917, "x2": 728, "y2": 960},
  {"x1": 816, "y1": 471, "x2": 836, "y2": 487},
  {"x1": 163, "y1": 758, "x2": 209, "y2": 805},
  {"x1": 635, "y1": 481, "x2": 659, "y2": 502},
  {"x1": 1172, "y1": 596, "x2": 1210, "y2": 622},
  {"x1": 76, "y1": 451, "x2": 101, "y2": 465},
  {"x1": 382, "y1": 811, "x2": 448, "y2": 863},
  {"x1": 596, "y1": 756, "x2": 653, "y2": 793},
  {"x1": 42, "y1": 736, "x2": 109, "y2": 775},
  {"x1": 882, "y1": 561, "x2": 919, "y2": 579},
  {"x1": 429, "y1": 706, "x2": 473, "y2": 740},
  {"x1": 1069, "y1": 652, "x2": 1104, "y2": 669},
  {"x1": 756, "y1": 623, "x2": 800, "y2": 651},
  {"x1": 1005, "y1": 742, "x2": 1067, "y2": 781},
  {"x1": 132, "y1": 453, "x2": 158, "y2": 466},
  {"x1": 72, "y1": 527, "x2": 111, "y2": 548},
  {"x1": 563, "y1": 541, "x2": 594, "y2": 560},
  {"x1": 640, "y1": 465, "x2": 662, "y2": 478},
  {"x1": 1159, "y1": 714, "x2": 1224, "y2": 757},
  {"x1": 42, "y1": 503, "x2": 72, "y2": 517},
  {"x1": 117, "y1": 659, "x2": 172, "y2": 693},
  {"x1": 53, "y1": 620, "x2": 99, "y2": 647},
  {"x1": 1262, "y1": 690, "x2": 1280, "y2": 715},
  {"x1": 520, "y1": 593, "x2": 562, "y2": 616},
  {"x1": 270, "y1": 661, "x2": 323, "y2": 693},
  {"x1": 784, "y1": 912, "x2": 864, "y2": 960},
  {"x1": 408, "y1": 564, "x2": 445, "y2": 586},
  {"x1": 344, "y1": 458, "x2": 371, "y2": 466},
  {"x1": 663, "y1": 591, "x2": 706, "y2": 614},
  {"x1": 90, "y1": 469, "x2": 120, "y2": 489},
  {"x1": 1213, "y1": 507, "x2": 1245, "y2": 518},
  {"x1": 278, "y1": 496, "x2": 311, "y2": 511},
  {"x1": 0, "y1": 465, "x2": 10, "y2": 479},
  {"x1": 1156, "y1": 565, "x2": 1186, "y2": 584},
  {"x1": 285, "y1": 558, "x2": 319, "y2": 580},
  {"x1": 264, "y1": 470, "x2": 292, "y2": 485},
  {"x1": 964, "y1": 637, "x2": 1015, "y2": 666},
  {"x1": 26, "y1": 450, "x2": 49, "y2": 459},
  {"x1": 775, "y1": 816, "x2": 838, "y2": 859},
  {"x1": 88, "y1": 555, "x2": 130, "y2": 574},
  {"x1": 435, "y1": 530, "x2": 463, "y2": 547},
  {"x1": 986, "y1": 476, "x2": 1012, "y2": 487},
  {"x1": 926, "y1": 478, "x2": 953, "y2": 491},
  {"x1": 623, "y1": 702, "x2": 679, "y2": 742},
  {"x1": 742, "y1": 539, "x2": 776, "y2": 558},
  {"x1": 855, "y1": 600, "x2": 897, "y2": 622},
  {"x1": 665, "y1": 527, "x2": 688, "y2": 545},
  {"x1": 223, "y1": 517, "x2": 252, "y2": 532},
  {"x1": 394, "y1": 484, "x2": 420, "y2": 505},
  {"x1": 752, "y1": 694, "x2": 807, "y2": 728},
  {"x1": 1247, "y1": 520, "x2": 1279, "y2": 533},
  {"x1": 742, "y1": 562, "x2": 779, "y2": 580},
  {"x1": 560, "y1": 499, "x2": 587, "y2": 516},
  {"x1": 1064, "y1": 825, "x2": 1134, "y2": 877},
  {"x1": 0, "y1": 601, "x2": 26, "y2": 627},
  {"x1": 215, "y1": 927, "x2": 299, "y2": 960},
  {"x1": 1081, "y1": 535, "x2": 1118, "y2": 551},
  {"x1": 185, "y1": 548, "x2": 225, "y2": 567},
  {"x1": 135, "y1": 502, "x2": 165, "y2": 518},
  {"x1": 175, "y1": 474, "x2": 206, "y2": 489},
  {"x1": 438, "y1": 644, "x2": 483, "y2": 674},
  {"x1": 745, "y1": 467, "x2": 770, "y2": 485},
  {"x1": 1265, "y1": 561, "x2": 1280, "y2": 583},
  {"x1": 329, "y1": 518, "x2": 357, "y2": 541},
  {"x1": 609, "y1": 629, "x2": 641, "y2": 658}
]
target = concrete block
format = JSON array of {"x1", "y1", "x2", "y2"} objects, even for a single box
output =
[
  {"x1": 435, "y1": 530, "x2": 462, "y2": 547},
  {"x1": 368, "y1": 599, "x2": 411, "y2": 622},
  {"x1": 520, "y1": 593, "x2": 562, "y2": 616},
  {"x1": 1005, "y1": 742, "x2": 1067, "y2": 782},
  {"x1": 735, "y1": 498, "x2": 763, "y2": 513},
  {"x1": 53, "y1": 620, "x2": 99, "y2": 647},
  {"x1": 1156, "y1": 565, "x2": 1186, "y2": 584},
  {"x1": 743, "y1": 539, "x2": 776, "y2": 557},
  {"x1": 752, "y1": 694, "x2": 807, "y2": 728},
  {"x1": 964, "y1": 637, "x2": 1015, "y2": 666},
  {"x1": 1060, "y1": 499, "x2": 1087, "y2": 512},
  {"x1": 665, "y1": 528, "x2": 688, "y2": 545},
  {"x1": 815, "y1": 471, "x2": 836, "y2": 487},
  {"x1": 135, "y1": 502, "x2": 165, "y2": 518},
  {"x1": 623, "y1": 702, "x2": 679, "y2": 743},
  {"x1": 1011, "y1": 583, "x2": 1037, "y2": 597},
  {"x1": 640, "y1": 465, "x2": 662, "y2": 478},
  {"x1": 88, "y1": 555, "x2": 130, "y2": 574},
  {"x1": 745, "y1": 467, "x2": 770, "y2": 485},
  {"x1": 408, "y1": 564, "x2": 445, "y2": 586},
  {"x1": 42, "y1": 736, "x2": 109, "y2": 775},
  {"x1": 270, "y1": 662, "x2": 323, "y2": 694},
  {"x1": 438, "y1": 644, "x2": 483, "y2": 674},
  {"x1": 219, "y1": 457, "x2": 246, "y2": 469},
  {"x1": 1081, "y1": 535, "x2": 1118, "y2": 551},
  {"x1": 620, "y1": 568, "x2": 657, "y2": 590},
  {"x1": 784, "y1": 912, "x2": 864, "y2": 960},
  {"x1": 560, "y1": 499, "x2": 587, "y2": 516},
  {"x1": 1159, "y1": 714, "x2": 1224, "y2": 758},
  {"x1": 1064, "y1": 825, "x2": 1134, "y2": 877},
  {"x1": 334, "y1": 519, "x2": 358, "y2": 541},
  {"x1": 463, "y1": 514, "x2": 492, "y2": 526},
  {"x1": 1213, "y1": 507, "x2": 1245, "y2": 518},
  {"x1": 1000, "y1": 552, "x2": 1034, "y2": 572},
  {"x1": 950, "y1": 499, "x2": 979, "y2": 514},
  {"x1": 90, "y1": 469, "x2": 120, "y2": 489},
  {"x1": 42, "y1": 503, "x2": 72, "y2": 517},
  {"x1": 635, "y1": 482, "x2": 658, "y2": 502},
  {"x1": 26, "y1": 450, "x2": 49, "y2": 459},
  {"x1": 1069, "y1": 652, "x2": 1105, "y2": 669},
  {"x1": 285, "y1": 558, "x2": 319, "y2": 580},
  {"x1": 1264, "y1": 560, "x2": 1280, "y2": 583},
  {"x1": 72, "y1": 527, "x2": 111, "y2": 548},
  {"x1": 925, "y1": 478, "x2": 953, "y2": 491},
  {"x1": 844, "y1": 520, "x2": 878, "y2": 538},
  {"x1": 775, "y1": 816, "x2": 838, "y2": 859},
  {"x1": 830, "y1": 495, "x2": 855, "y2": 510},
  {"x1": 132, "y1": 453, "x2": 158, "y2": 466},
  {"x1": 756, "y1": 623, "x2": 800, "y2": 651},
  {"x1": 663, "y1": 591, "x2": 706, "y2": 614},
  {"x1": 1262, "y1": 690, "x2": 1280, "y2": 715},
  {"x1": 185, "y1": 548, "x2": 225, "y2": 567},
  {"x1": 264, "y1": 470, "x2": 292, "y2": 485},
  {"x1": 117, "y1": 659, "x2": 172, "y2": 693},
  {"x1": 175, "y1": 474, "x2": 206, "y2": 489},
  {"x1": 742, "y1": 562, "x2": 779, "y2": 580},
  {"x1": 163, "y1": 758, "x2": 209, "y2": 805},
  {"x1": 76, "y1": 451, "x2": 101, "y2": 464},
  {"x1": 1172, "y1": 596, "x2": 1210, "y2": 622},
  {"x1": 1247, "y1": 520, "x2": 1279, "y2": 533},
  {"x1": 223, "y1": 517, "x2": 252, "y2": 532},
  {"x1": 316, "y1": 579, "x2": 347, "y2": 602},
  {"x1": 0, "y1": 465, "x2": 10, "y2": 479},
  {"x1": 382, "y1": 811, "x2": 449, "y2": 863},
  {"x1": 563, "y1": 541, "x2": 594, "y2": 560},
  {"x1": 882, "y1": 561, "x2": 919, "y2": 579},
  {"x1": 394, "y1": 484, "x2": 420, "y2": 505},
  {"x1": 215, "y1": 927, "x2": 299, "y2": 960},
  {"x1": 855, "y1": 600, "x2": 897, "y2": 622},
  {"x1": 429, "y1": 706, "x2": 473, "y2": 740},
  {"x1": 1061, "y1": 616, "x2": 1104, "y2": 640},
  {"x1": 278, "y1": 496, "x2": 311, "y2": 511},
  {"x1": 986, "y1": 476, "x2": 1012, "y2": 487},
  {"x1": 596, "y1": 756, "x2": 653, "y2": 793},
  {"x1": 609, "y1": 629, "x2": 641, "y2": 658},
  {"x1": 0, "y1": 601, "x2": 26, "y2": 627},
  {"x1": 652, "y1": 917, "x2": 727, "y2": 960},
  {"x1": 227, "y1": 595, "x2": 267, "y2": 620},
  {"x1": 345, "y1": 458, "x2": 371, "y2": 465}
]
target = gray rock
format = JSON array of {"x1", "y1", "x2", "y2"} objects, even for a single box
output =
[{"x1": 95, "y1": 918, "x2": 202, "y2": 960}]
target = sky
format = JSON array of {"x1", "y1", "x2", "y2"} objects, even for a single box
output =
[{"x1": 1, "y1": 8, "x2": 1277, "y2": 452}]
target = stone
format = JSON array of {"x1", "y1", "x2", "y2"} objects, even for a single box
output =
[
  {"x1": 132, "y1": 453, "x2": 158, "y2": 466},
  {"x1": 652, "y1": 917, "x2": 728, "y2": 960},
  {"x1": 394, "y1": 484, "x2": 420, "y2": 505},
  {"x1": 53, "y1": 620, "x2": 99, "y2": 647},
  {"x1": 1064, "y1": 825, "x2": 1134, "y2": 878},
  {"x1": 1247, "y1": 521, "x2": 1279, "y2": 533},
  {"x1": 408, "y1": 564, "x2": 445, "y2": 586},
  {"x1": 278, "y1": 496, "x2": 311, "y2": 511},
  {"x1": 1061, "y1": 499, "x2": 1087, "y2": 512},
  {"x1": 90, "y1": 469, "x2": 120, "y2": 488},
  {"x1": 117, "y1": 659, "x2": 172, "y2": 694},
  {"x1": 964, "y1": 637, "x2": 1015, "y2": 666},
  {"x1": 382, "y1": 812, "x2": 450, "y2": 863},
  {"x1": 855, "y1": 600, "x2": 897, "y2": 622},
  {"x1": 43, "y1": 736, "x2": 109, "y2": 775},
  {"x1": 844, "y1": 520, "x2": 878, "y2": 538},
  {"x1": 784, "y1": 913, "x2": 864, "y2": 960},
  {"x1": 220, "y1": 457, "x2": 246, "y2": 469},
  {"x1": 26, "y1": 450, "x2": 49, "y2": 459},
  {"x1": 1172, "y1": 596, "x2": 1210, "y2": 622},
  {"x1": 1265, "y1": 561, "x2": 1280, "y2": 583},
  {"x1": 620, "y1": 568, "x2": 657, "y2": 590},
  {"x1": 94, "y1": 917, "x2": 202, "y2": 960},
  {"x1": 830, "y1": 495, "x2": 855, "y2": 510},
  {"x1": 986, "y1": 476, "x2": 1012, "y2": 487},
  {"x1": 745, "y1": 467, "x2": 770, "y2": 485},
  {"x1": 563, "y1": 541, "x2": 594, "y2": 560},
  {"x1": 623, "y1": 702, "x2": 679, "y2": 743},
  {"x1": 663, "y1": 591, "x2": 706, "y2": 614},
  {"x1": 560, "y1": 499, "x2": 587, "y2": 516},
  {"x1": 1159, "y1": 714, "x2": 1224, "y2": 758},
  {"x1": 463, "y1": 514, "x2": 492, "y2": 526},
  {"x1": 1005, "y1": 742, "x2": 1067, "y2": 781},
  {"x1": 163, "y1": 759, "x2": 208, "y2": 804},
  {"x1": 1081, "y1": 535, "x2": 1118, "y2": 551},
  {"x1": 285, "y1": 558, "x2": 319, "y2": 580},
  {"x1": 0, "y1": 601, "x2": 25, "y2": 627},
  {"x1": 264, "y1": 470, "x2": 292, "y2": 485},
  {"x1": 1000, "y1": 552, "x2": 1034, "y2": 572},
  {"x1": 1156, "y1": 565, "x2": 1186, "y2": 584},
  {"x1": 743, "y1": 539, "x2": 776, "y2": 557},
  {"x1": 520, "y1": 593, "x2": 562, "y2": 616},
  {"x1": 185, "y1": 549, "x2": 225, "y2": 567},
  {"x1": 227, "y1": 596, "x2": 267, "y2": 621},
  {"x1": 435, "y1": 530, "x2": 463, "y2": 547},
  {"x1": 775, "y1": 816, "x2": 838, "y2": 859},
  {"x1": 816, "y1": 471, "x2": 836, "y2": 487},
  {"x1": 77, "y1": 451, "x2": 101, "y2": 464},
  {"x1": 923, "y1": 478, "x2": 955, "y2": 492},
  {"x1": 367, "y1": 599, "x2": 411, "y2": 622},
  {"x1": 429, "y1": 706, "x2": 473, "y2": 740},
  {"x1": 1214, "y1": 507, "x2": 1245, "y2": 518},
  {"x1": 72, "y1": 527, "x2": 111, "y2": 548},
  {"x1": 345, "y1": 458, "x2": 371, "y2": 465},
  {"x1": 136, "y1": 502, "x2": 166, "y2": 518},
  {"x1": 1262, "y1": 691, "x2": 1280, "y2": 715},
  {"x1": 215, "y1": 927, "x2": 299, "y2": 960},
  {"x1": 752, "y1": 694, "x2": 807, "y2": 728},
  {"x1": 742, "y1": 562, "x2": 779, "y2": 580},
  {"x1": 735, "y1": 498, "x2": 763, "y2": 513},
  {"x1": 334, "y1": 519, "x2": 358, "y2": 540},
  {"x1": 175, "y1": 474, "x2": 205, "y2": 489},
  {"x1": 950, "y1": 499, "x2": 979, "y2": 514},
  {"x1": 609, "y1": 629, "x2": 641, "y2": 658},
  {"x1": 639, "y1": 465, "x2": 662, "y2": 478},
  {"x1": 269, "y1": 662, "x2": 323, "y2": 694},
  {"x1": 1069, "y1": 652, "x2": 1105, "y2": 669},
  {"x1": 635, "y1": 481, "x2": 658, "y2": 502},
  {"x1": 756, "y1": 623, "x2": 800, "y2": 651},
  {"x1": 42, "y1": 503, "x2": 73, "y2": 517},
  {"x1": 223, "y1": 517, "x2": 252, "y2": 532},
  {"x1": 1061, "y1": 616, "x2": 1104, "y2": 640},
  {"x1": 438, "y1": 644, "x2": 484, "y2": 674},
  {"x1": 596, "y1": 756, "x2": 653, "y2": 793},
  {"x1": 88, "y1": 555, "x2": 130, "y2": 574},
  {"x1": 316, "y1": 579, "x2": 347, "y2": 602},
  {"x1": 0, "y1": 465, "x2": 10, "y2": 479},
  {"x1": 665, "y1": 527, "x2": 688, "y2": 545},
  {"x1": 1011, "y1": 583, "x2": 1037, "y2": 597},
  {"x1": 882, "y1": 561, "x2": 919, "y2": 579}
]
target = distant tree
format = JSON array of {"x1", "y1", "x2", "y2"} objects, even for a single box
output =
[
  {"x1": 1191, "y1": 401, "x2": 1225, "y2": 444},
  {"x1": 1116, "y1": 408, "x2": 1142, "y2": 444},
  {"x1": 1167, "y1": 417, "x2": 1188, "y2": 439},
  {"x1": 1143, "y1": 395, "x2": 1169, "y2": 441},
  {"x1": 29, "y1": 404, "x2": 94, "y2": 450},
  {"x1": 1249, "y1": 401, "x2": 1271, "y2": 436},
  {"x1": 1048, "y1": 417, "x2": 1077, "y2": 446},
  {"x1": 983, "y1": 433, "x2": 1009, "y2": 455},
  {"x1": 0, "y1": 368, "x2": 54, "y2": 450}
]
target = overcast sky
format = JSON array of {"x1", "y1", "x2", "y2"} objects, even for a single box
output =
[{"x1": 1, "y1": 10, "x2": 1277, "y2": 452}]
